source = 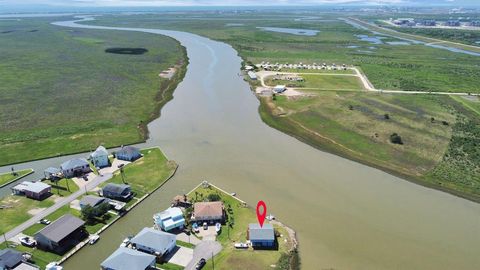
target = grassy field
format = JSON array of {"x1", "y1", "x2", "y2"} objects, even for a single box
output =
[
  {"x1": 91, "y1": 13, "x2": 480, "y2": 94},
  {"x1": 264, "y1": 73, "x2": 365, "y2": 90},
  {"x1": 101, "y1": 148, "x2": 176, "y2": 197},
  {"x1": 0, "y1": 169, "x2": 33, "y2": 186},
  {"x1": 0, "y1": 195, "x2": 55, "y2": 234},
  {"x1": 44, "y1": 178, "x2": 80, "y2": 196},
  {"x1": 187, "y1": 185, "x2": 294, "y2": 270},
  {"x1": 0, "y1": 17, "x2": 186, "y2": 166},
  {"x1": 262, "y1": 92, "x2": 455, "y2": 177}
]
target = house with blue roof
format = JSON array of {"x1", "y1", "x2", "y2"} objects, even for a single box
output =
[
  {"x1": 153, "y1": 207, "x2": 185, "y2": 232},
  {"x1": 101, "y1": 247, "x2": 156, "y2": 270},
  {"x1": 248, "y1": 223, "x2": 275, "y2": 248},
  {"x1": 130, "y1": 228, "x2": 176, "y2": 257}
]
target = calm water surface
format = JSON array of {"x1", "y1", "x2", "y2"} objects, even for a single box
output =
[
  {"x1": 257, "y1": 26, "x2": 319, "y2": 36},
  {"x1": 2, "y1": 17, "x2": 480, "y2": 270}
]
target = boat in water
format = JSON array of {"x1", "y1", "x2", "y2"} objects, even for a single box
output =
[
  {"x1": 119, "y1": 236, "x2": 132, "y2": 247},
  {"x1": 89, "y1": 235, "x2": 100, "y2": 245}
]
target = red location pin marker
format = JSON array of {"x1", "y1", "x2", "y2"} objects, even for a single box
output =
[{"x1": 256, "y1": 200, "x2": 267, "y2": 228}]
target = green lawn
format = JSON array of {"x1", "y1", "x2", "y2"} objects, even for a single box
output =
[
  {"x1": 0, "y1": 17, "x2": 186, "y2": 166},
  {"x1": 43, "y1": 178, "x2": 80, "y2": 197},
  {"x1": 265, "y1": 74, "x2": 364, "y2": 90},
  {"x1": 176, "y1": 240, "x2": 195, "y2": 249},
  {"x1": 187, "y1": 185, "x2": 294, "y2": 270},
  {"x1": 0, "y1": 196, "x2": 54, "y2": 235},
  {"x1": 157, "y1": 262, "x2": 184, "y2": 270},
  {"x1": 0, "y1": 169, "x2": 33, "y2": 186},
  {"x1": 102, "y1": 148, "x2": 176, "y2": 197}
]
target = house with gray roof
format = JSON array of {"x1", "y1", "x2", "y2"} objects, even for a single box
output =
[
  {"x1": 90, "y1": 146, "x2": 109, "y2": 168},
  {"x1": 34, "y1": 214, "x2": 86, "y2": 254},
  {"x1": 12, "y1": 181, "x2": 51, "y2": 200},
  {"x1": 60, "y1": 158, "x2": 91, "y2": 178},
  {"x1": 79, "y1": 195, "x2": 109, "y2": 210},
  {"x1": 0, "y1": 248, "x2": 23, "y2": 269},
  {"x1": 115, "y1": 146, "x2": 141, "y2": 162},
  {"x1": 130, "y1": 228, "x2": 176, "y2": 257},
  {"x1": 101, "y1": 247, "x2": 156, "y2": 270},
  {"x1": 102, "y1": 183, "x2": 132, "y2": 201},
  {"x1": 248, "y1": 223, "x2": 275, "y2": 248}
]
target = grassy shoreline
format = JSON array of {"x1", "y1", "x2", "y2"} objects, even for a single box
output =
[
  {"x1": 257, "y1": 94, "x2": 480, "y2": 203},
  {"x1": 0, "y1": 169, "x2": 34, "y2": 187}
]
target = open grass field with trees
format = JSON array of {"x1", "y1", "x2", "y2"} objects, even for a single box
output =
[
  {"x1": 0, "y1": 17, "x2": 187, "y2": 166},
  {"x1": 89, "y1": 13, "x2": 480, "y2": 200}
]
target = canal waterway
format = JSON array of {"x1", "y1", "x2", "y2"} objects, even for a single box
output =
[{"x1": 2, "y1": 16, "x2": 480, "y2": 270}]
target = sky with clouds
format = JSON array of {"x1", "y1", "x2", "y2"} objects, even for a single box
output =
[{"x1": 0, "y1": 0, "x2": 478, "y2": 7}]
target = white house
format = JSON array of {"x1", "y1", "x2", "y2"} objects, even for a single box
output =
[{"x1": 90, "y1": 146, "x2": 109, "y2": 168}]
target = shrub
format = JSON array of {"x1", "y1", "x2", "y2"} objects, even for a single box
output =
[
  {"x1": 390, "y1": 133, "x2": 403, "y2": 145},
  {"x1": 384, "y1": 113, "x2": 390, "y2": 120},
  {"x1": 207, "y1": 193, "x2": 221, "y2": 202}
]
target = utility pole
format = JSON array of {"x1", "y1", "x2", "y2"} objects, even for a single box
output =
[
  {"x1": 212, "y1": 251, "x2": 215, "y2": 270},
  {"x1": 120, "y1": 167, "x2": 127, "y2": 184}
]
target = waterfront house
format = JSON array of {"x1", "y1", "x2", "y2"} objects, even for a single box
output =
[
  {"x1": 79, "y1": 195, "x2": 109, "y2": 210},
  {"x1": 273, "y1": 85, "x2": 286, "y2": 93},
  {"x1": 130, "y1": 228, "x2": 176, "y2": 257},
  {"x1": 12, "y1": 181, "x2": 51, "y2": 200},
  {"x1": 0, "y1": 248, "x2": 23, "y2": 269},
  {"x1": 248, "y1": 223, "x2": 275, "y2": 248},
  {"x1": 115, "y1": 146, "x2": 141, "y2": 162},
  {"x1": 90, "y1": 146, "x2": 109, "y2": 168},
  {"x1": 153, "y1": 207, "x2": 185, "y2": 231},
  {"x1": 102, "y1": 183, "x2": 133, "y2": 201},
  {"x1": 60, "y1": 158, "x2": 91, "y2": 178},
  {"x1": 192, "y1": 201, "x2": 224, "y2": 223},
  {"x1": 43, "y1": 167, "x2": 62, "y2": 180},
  {"x1": 101, "y1": 247, "x2": 156, "y2": 270},
  {"x1": 34, "y1": 214, "x2": 86, "y2": 254}
]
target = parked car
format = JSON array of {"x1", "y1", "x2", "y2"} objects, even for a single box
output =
[
  {"x1": 234, "y1": 242, "x2": 248, "y2": 249},
  {"x1": 19, "y1": 236, "x2": 36, "y2": 247},
  {"x1": 203, "y1": 222, "x2": 208, "y2": 230},
  {"x1": 39, "y1": 218, "x2": 51, "y2": 225},
  {"x1": 82, "y1": 175, "x2": 88, "y2": 181},
  {"x1": 195, "y1": 258, "x2": 206, "y2": 270}
]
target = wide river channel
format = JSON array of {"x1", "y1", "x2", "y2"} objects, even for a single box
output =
[{"x1": 1, "y1": 17, "x2": 480, "y2": 269}]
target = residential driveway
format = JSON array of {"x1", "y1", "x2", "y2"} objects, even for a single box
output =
[
  {"x1": 98, "y1": 159, "x2": 130, "y2": 175},
  {"x1": 164, "y1": 246, "x2": 193, "y2": 267},
  {"x1": 197, "y1": 226, "x2": 217, "y2": 241},
  {"x1": 185, "y1": 240, "x2": 222, "y2": 270},
  {"x1": 176, "y1": 232, "x2": 202, "y2": 245}
]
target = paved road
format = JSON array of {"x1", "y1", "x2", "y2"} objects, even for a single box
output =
[
  {"x1": 0, "y1": 173, "x2": 112, "y2": 244},
  {"x1": 185, "y1": 240, "x2": 222, "y2": 270}
]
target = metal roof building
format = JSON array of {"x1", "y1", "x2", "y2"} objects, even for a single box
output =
[
  {"x1": 130, "y1": 227, "x2": 176, "y2": 256},
  {"x1": 101, "y1": 247, "x2": 156, "y2": 270}
]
